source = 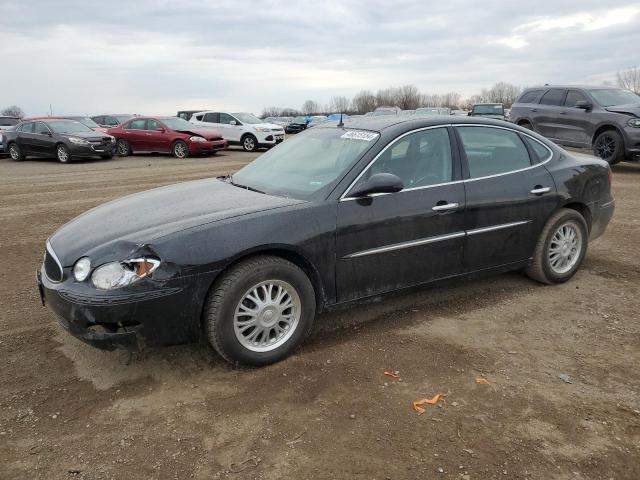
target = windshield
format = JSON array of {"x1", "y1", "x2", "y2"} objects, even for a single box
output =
[
  {"x1": 161, "y1": 117, "x2": 196, "y2": 131},
  {"x1": 48, "y1": 120, "x2": 94, "y2": 134},
  {"x1": 472, "y1": 104, "x2": 504, "y2": 114},
  {"x1": 0, "y1": 117, "x2": 19, "y2": 126},
  {"x1": 233, "y1": 113, "x2": 263, "y2": 124},
  {"x1": 231, "y1": 128, "x2": 380, "y2": 200},
  {"x1": 67, "y1": 117, "x2": 100, "y2": 128},
  {"x1": 114, "y1": 115, "x2": 134, "y2": 123},
  {"x1": 589, "y1": 88, "x2": 640, "y2": 107}
]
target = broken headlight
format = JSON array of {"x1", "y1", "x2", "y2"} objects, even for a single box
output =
[{"x1": 91, "y1": 258, "x2": 160, "y2": 290}]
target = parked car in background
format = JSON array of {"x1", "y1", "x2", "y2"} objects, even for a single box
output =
[
  {"x1": 91, "y1": 114, "x2": 135, "y2": 128},
  {"x1": 307, "y1": 115, "x2": 328, "y2": 127},
  {"x1": 107, "y1": 116, "x2": 226, "y2": 158},
  {"x1": 451, "y1": 109, "x2": 468, "y2": 116},
  {"x1": 372, "y1": 106, "x2": 400, "y2": 116},
  {"x1": 190, "y1": 111, "x2": 284, "y2": 152},
  {"x1": 468, "y1": 103, "x2": 506, "y2": 120},
  {"x1": 177, "y1": 110, "x2": 205, "y2": 121},
  {"x1": 38, "y1": 115, "x2": 614, "y2": 365},
  {"x1": 400, "y1": 109, "x2": 415, "y2": 116},
  {"x1": 415, "y1": 107, "x2": 451, "y2": 116},
  {"x1": 510, "y1": 85, "x2": 640, "y2": 164},
  {"x1": 0, "y1": 116, "x2": 20, "y2": 155},
  {"x1": 5, "y1": 119, "x2": 116, "y2": 163},
  {"x1": 285, "y1": 116, "x2": 309, "y2": 134},
  {"x1": 264, "y1": 116, "x2": 293, "y2": 127}
]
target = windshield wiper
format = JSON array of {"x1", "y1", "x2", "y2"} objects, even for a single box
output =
[{"x1": 223, "y1": 175, "x2": 266, "y2": 194}]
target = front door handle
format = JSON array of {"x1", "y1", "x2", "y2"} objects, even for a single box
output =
[
  {"x1": 530, "y1": 108, "x2": 537, "y2": 112},
  {"x1": 530, "y1": 186, "x2": 551, "y2": 195},
  {"x1": 559, "y1": 111, "x2": 566, "y2": 115},
  {"x1": 432, "y1": 202, "x2": 459, "y2": 212}
]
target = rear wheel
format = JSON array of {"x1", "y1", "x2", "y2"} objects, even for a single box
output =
[
  {"x1": 204, "y1": 255, "x2": 316, "y2": 366},
  {"x1": 593, "y1": 129, "x2": 624, "y2": 165},
  {"x1": 56, "y1": 144, "x2": 71, "y2": 163},
  {"x1": 116, "y1": 139, "x2": 131, "y2": 156},
  {"x1": 8, "y1": 143, "x2": 24, "y2": 161},
  {"x1": 526, "y1": 208, "x2": 588, "y2": 284},
  {"x1": 172, "y1": 140, "x2": 189, "y2": 158}
]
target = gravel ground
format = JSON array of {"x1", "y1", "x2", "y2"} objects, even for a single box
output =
[{"x1": 1, "y1": 149, "x2": 639, "y2": 480}]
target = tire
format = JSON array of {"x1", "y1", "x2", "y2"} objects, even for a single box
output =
[
  {"x1": 519, "y1": 120, "x2": 533, "y2": 130},
  {"x1": 204, "y1": 255, "x2": 316, "y2": 366},
  {"x1": 56, "y1": 144, "x2": 71, "y2": 163},
  {"x1": 116, "y1": 139, "x2": 131, "y2": 157},
  {"x1": 8, "y1": 143, "x2": 24, "y2": 161},
  {"x1": 525, "y1": 208, "x2": 588, "y2": 285},
  {"x1": 241, "y1": 134, "x2": 258, "y2": 152},
  {"x1": 172, "y1": 140, "x2": 189, "y2": 158},
  {"x1": 593, "y1": 129, "x2": 624, "y2": 165}
]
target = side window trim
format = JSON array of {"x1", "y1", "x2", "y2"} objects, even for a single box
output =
[
  {"x1": 35, "y1": 122, "x2": 52, "y2": 135},
  {"x1": 340, "y1": 125, "x2": 460, "y2": 200},
  {"x1": 452, "y1": 124, "x2": 553, "y2": 182}
]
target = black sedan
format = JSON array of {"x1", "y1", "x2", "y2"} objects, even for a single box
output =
[
  {"x1": 5, "y1": 119, "x2": 117, "y2": 163},
  {"x1": 38, "y1": 116, "x2": 614, "y2": 365}
]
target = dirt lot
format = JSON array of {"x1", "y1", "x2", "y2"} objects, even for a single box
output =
[{"x1": 1, "y1": 149, "x2": 639, "y2": 480}]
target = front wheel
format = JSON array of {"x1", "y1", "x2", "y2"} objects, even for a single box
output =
[
  {"x1": 594, "y1": 130, "x2": 624, "y2": 165},
  {"x1": 172, "y1": 140, "x2": 189, "y2": 158},
  {"x1": 116, "y1": 139, "x2": 131, "y2": 156},
  {"x1": 242, "y1": 134, "x2": 258, "y2": 152},
  {"x1": 526, "y1": 208, "x2": 588, "y2": 284},
  {"x1": 57, "y1": 144, "x2": 71, "y2": 163},
  {"x1": 204, "y1": 256, "x2": 316, "y2": 366}
]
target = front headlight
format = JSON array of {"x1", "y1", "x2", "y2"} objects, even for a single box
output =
[
  {"x1": 68, "y1": 136, "x2": 89, "y2": 145},
  {"x1": 73, "y1": 257, "x2": 91, "y2": 281},
  {"x1": 254, "y1": 127, "x2": 270, "y2": 132},
  {"x1": 91, "y1": 258, "x2": 160, "y2": 290},
  {"x1": 189, "y1": 136, "x2": 207, "y2": 142},
  {"x1": 628, "y1": 118, "x2": 640, "y2": 128}
]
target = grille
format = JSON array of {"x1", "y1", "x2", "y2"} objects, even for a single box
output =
[{"x1": 44, "y1": 244, "x2": 63, "y2": 282}]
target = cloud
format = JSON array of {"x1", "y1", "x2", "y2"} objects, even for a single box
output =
[{"x1": 0, "y1": 0, "x2": 638, "y2": 115}]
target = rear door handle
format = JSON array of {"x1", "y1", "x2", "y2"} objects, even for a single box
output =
[
  {"x1": 432, "y1": 202, "x2": 459, "y2": 212},
  {"x1": 530, "y1": 186, "x2": 551, "y2": 195},
  {"x1": 530, "y1": 108, "x2": 537, "y2": 112},
  {"x1": 559, "y1": 111, "x2": 566, "y2": 115}
]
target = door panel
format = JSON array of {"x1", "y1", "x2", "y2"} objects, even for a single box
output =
[
  {"x1": 33, "y1": 122, "x2": 55, "y2": 156},
  {"x1": 123, "y1": 119, "x2": 148, "y2": 150},
  {"x1": 535, "y1": 89, "x2": 567, "y2": 140},
  {"x1": 17, "y1": 123, "x2": 36, "y2": 154},
  {"x1": 144, "y1": 119, "x2": 172, "y2": 152},
  {"x1": 335, "y1": 126, "x2": 465, "y2": 302},
  {"x1": 555, "y1": 90, "x2": 592, "y2": 146}
]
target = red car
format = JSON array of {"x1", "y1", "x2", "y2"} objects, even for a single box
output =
[{"x1": 107, "y1": 116, "x2": 227, "y2": 158}]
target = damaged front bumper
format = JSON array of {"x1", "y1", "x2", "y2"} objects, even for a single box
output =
[{"x1": 37, "y1": 266, "x2": 216, "y2": 352}]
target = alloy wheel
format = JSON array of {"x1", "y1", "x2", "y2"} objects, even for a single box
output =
[
  {"x1": 233, "y1": 280, "x2": 301, "y2": 352},
  {"x1": 243, "y1": 137, "x2": 256, "y2": 151},
  {"x1": 595, "y1": 135, "x2": 615, "y2": 160},
  {"x1": 57, "y1": 146, "x2": 69, "y2": 163},
  {"x1": 117, "y1": 140, "x2": 129, "y2": 156},
  {"x1": 548, "y1": 222, "x2": 582, "y2": 274},
  {"x1": 9, "y1": 145, "x2": 19, "y2": 160},
  {"x1": 174, "y1": 142, "x2": 187, "y2": 158}
]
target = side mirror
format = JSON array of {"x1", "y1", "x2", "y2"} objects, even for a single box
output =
[
  {"x1": 575, "y1": 100, "x2": 592, "y2": 110},
  {"x1": 229, "y1": 120, "x2": 237, "y2": 125},
  {"x1": 348, "y1": 173, "x2": 404, "y2": 198}
]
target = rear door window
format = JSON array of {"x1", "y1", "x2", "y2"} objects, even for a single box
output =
[
  {"x1": 20, "y1": 122, "x2": 35, "y2": 133},
  {"x1": 147, "y1": 119, "x2": 162, "y2": 131},
  {"x1": 203, "y1": 113, "x2": 219, "y2": 123},
  {"x1": 539, "y1": 89, "x2": 566, "y2": 106},
  {"x1": 126, "y1": 119, "x2": 147, "y2": 130},
  {"x1": 35, "y1": 122, "x2": 51, "y2": 135},
  {"x1": 219, "y1": 113, "x2": 236, "y2": 125},
  {"x1": 457, "y1": 126, "x2": 532, "y2": 178}
]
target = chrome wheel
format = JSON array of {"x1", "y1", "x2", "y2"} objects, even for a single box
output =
[
  {"x1": 117, "y1": 139, "x2": 129, "y2": 156},
  {"x1": 9, "y1": 144, "x2": 19, "y2": 160},
  {"x1": 174, "y1": 142, "x2": 187, "y2": 158},
  {"x1": 243, "y1": 136, "x2": 256, "y2": 151},
  {"x1": 57, "y1": 145, "x2": 69, "y2": 163},
  {"x1": 233, "y1": 280, "x2": 301, "y2": 352},
  {"x1": 548, "y1": 222, "x2": 582, "y2": 274}
]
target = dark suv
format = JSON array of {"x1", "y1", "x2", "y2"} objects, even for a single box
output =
[{"x1": 510, "y1": 85, "x2": 640, "y2": 164}]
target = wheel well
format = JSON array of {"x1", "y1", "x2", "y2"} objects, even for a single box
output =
[
  {"x1": 592, "y1": 125, "x2": 623, "y2": 147},
  {"x1": 562, "y1": 202, "x2": 592, "y2": 233},
  {"x1": 211, "y1": 249, "x2": 326, "y2": 312},
  {"x1": 518, "y1": 119, "x2": 532, "y2": 126},
  {"x1": 240, "y1": 132, "x2": 257, "y2": 141}
]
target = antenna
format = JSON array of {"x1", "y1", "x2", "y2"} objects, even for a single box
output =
[{"x1": 337, "y1": 112, "x2": 344, "y2": 127}]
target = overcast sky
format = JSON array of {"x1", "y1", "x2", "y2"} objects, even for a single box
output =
[{"x1": 0, "y1": 0, "x2": 638, "y2": 116}]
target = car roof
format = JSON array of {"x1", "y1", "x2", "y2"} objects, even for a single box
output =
[
  {"x1": 315, "y1": 115, "x2": 515, "y2": 132},
  {"x1": 523, "y1": 85, "x2": 617, "y2": 91}
]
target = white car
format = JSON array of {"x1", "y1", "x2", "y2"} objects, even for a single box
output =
[{"x1": 190, "y1": 111, "x2": 285, "y2": 152}]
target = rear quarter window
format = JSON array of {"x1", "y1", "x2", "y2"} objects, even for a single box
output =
[{"x1": 523, "y1": 136, "x2": 552, "y2": 163}]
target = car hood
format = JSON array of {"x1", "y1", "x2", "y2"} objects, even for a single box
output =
[
  {"x1": 604, "y1": 103, "x2": 640, "y2": 116},
  {"x1": 49, "y1": 178, "x2": 303, "y2": 266},
  {"x1": 175, "y1": 129, "x2": 224, "y2": 140},
  {"x1": 257, "y1": 123, "x2": 284, "y2": 130}
]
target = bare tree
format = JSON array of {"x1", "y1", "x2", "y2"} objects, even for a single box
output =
[
  {"x1": 395, "y1": 85, "x2": 421, "y2": 110},
  {"x1": 375, "y1": 87, "x2": 398, "y2": 108},
  {"x1": 352, "y1": 90, "x2": 377, "y2": 113},
  {"x1": 1, "y1": 105, "x2": 25, "y2": 118},
  {"x1": 479, "y1": 82, "x2": 522, "y2": 107},
  {"x1": 616, "y1": 66, "x2": 640, "y2": 94},
  {"x1": 301, "y1": 100, "x2": 319, "y2": 115},
  {"x1": 329, "y1": 96, "x2": 350, "y2": 113}
]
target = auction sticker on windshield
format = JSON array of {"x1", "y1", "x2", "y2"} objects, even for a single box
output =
[{"x1": 341, "y1": 130, "x2": 379, "y2": 141}]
